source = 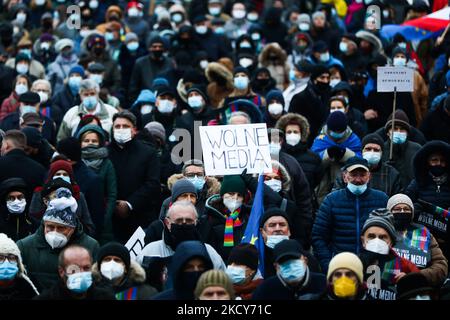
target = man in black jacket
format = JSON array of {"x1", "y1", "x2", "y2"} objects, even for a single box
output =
[
  {"x1": 252, "y1": 239, "x2": 326, "y2": 300},
  {"x1": 34, "y1": 245, "x2": 115, "y2": 300},
  {"x1": 288, "y1": 65, "x2": 331, "y2": 146},
  {"x1": 128, "y1": 36, "x2": 173, "y2": 103},
  {"x1": 108, "y1": 111, "x2": 161, "y2": 243},
  {"x1": 0, "y1": 130, "x2": 46, "y2": 198},
  {"x1": 192, "y1": 15, "x2": 231, "y2": 62}
]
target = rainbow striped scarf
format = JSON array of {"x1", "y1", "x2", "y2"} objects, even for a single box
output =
[
  {"x1": 115, "y1": 287, "x2": 138, "y2": 300},
  {"x1": 223, "y1": 207, "x2": 242, "y2": 247},
  {"x1": 382, "y1": 257, "x2": 402, "y2": 284},
  {"x1": 406, "y1": 227, "x2": 431, "y2": 252}
]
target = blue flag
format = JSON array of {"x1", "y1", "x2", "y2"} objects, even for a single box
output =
[{"x1": 241, "y1": 174, "x2": 265, "y2": 276}]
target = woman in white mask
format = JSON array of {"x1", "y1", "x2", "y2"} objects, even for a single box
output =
[
  {"x1": 0, "y1": 75, "x2": 30, "y2": 121},
  {"x1": 0, "y1": 178, "x2": 32, "y2": 241},
  {"x1": 203, "y1": 175, "x2": 250, "y2": 260},
  {"x1": 264, "y1": 89, "x2": 285, "y2": 127},
  {"x1": 92, "y1": 242, "x2": 158, "y2": 300},
  {"x1": 359, "y1": 208, "x2": 420, "y2": 300}
]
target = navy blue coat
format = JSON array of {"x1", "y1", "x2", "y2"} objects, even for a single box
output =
[{"x1": 312, "y1": 187, "x2": 388, "y2": 272}]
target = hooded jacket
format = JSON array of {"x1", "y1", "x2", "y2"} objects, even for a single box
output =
[
  {"x1": 312, "y1": 187, "x2": 388, "y2": 272},
  {"x1": 258, "y1": 43, "x2": 290, "y2": 90},
  {"x1": 205, "y1": 61, "x2": 234, "y2": 109},
  {"x1": 16, "y1": 221, "x2": 99, "y2": 292},
  {"x1": 152, "y1": 240, "x2": 214, "y2": 300},
  {"x1": 47, "y1": 53, "x2": 79, "y2": 95},
  {"x1": 420, "y1": 102, "x2": 450, "y2": 144},
  {"x1": 92, "y1": 260, "x2": 157, "y2": 300},
  {"x1": 276, "y1": 113, "x2": 324, "y2": 194}
]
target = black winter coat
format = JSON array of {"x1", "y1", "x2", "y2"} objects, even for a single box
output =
[
  {"x1": 0, "y1": 277, "x2": 38, "y2": 300},
  {"x1": 374, "y1": 126, "x2": 427, "y2": 146},
  {"x1": 51, "y1": 84, "x2": 81, "y2": 125},
  {"x1": 420, "y1": 104, "x2": 450, "y2": 144},
  {"x1": 108, "y1": 139, "x2": 161, "y2": 243},
  {"x1": 193, "y1": 30, "x2": 232, "y2": 62},
  {"x1": 34, "y1": 281, "x2": 115, "y2": 300}
]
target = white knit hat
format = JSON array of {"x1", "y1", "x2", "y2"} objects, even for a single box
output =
[
  {"x1": 387, "y1": 193, "x2": 414, "y2": 217},
  {"x1": 55, "y1": 38, "x2": 74, "y2": 53},
  {"x1": 0, "y1": 233, "x2": 39, "y2": 294},
  {"x1": 327, "y1": 252, "x2": 364, "y2": 284}
]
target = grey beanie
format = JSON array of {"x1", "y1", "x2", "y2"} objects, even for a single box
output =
[
  {"x1": 125, "y1": 32, "x2": 138, "y2": 43},
  {"x1": 387, "y1": 194, "x2": 414, "y2": 218},
  {"x1": 362, "y1": 208, "x2": 397, "y2": 245},
  {"x1": 312, "y1": 11, "x2": 325, "y2": 21},
  {"x1": 171, "y1": 179, "x2": 197, "y2": 202},
  {"x1": 145, "y1": 121, "x2": 166, "y2": 144}
]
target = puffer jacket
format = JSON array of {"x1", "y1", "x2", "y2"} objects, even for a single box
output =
[{"x1": 312, "y1": 187, "x2": 388, "y2": 272}]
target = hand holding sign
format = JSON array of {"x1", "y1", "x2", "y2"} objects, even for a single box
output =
[{"x1": 199, "y1": 123, "x2": 272, "y2": 176}]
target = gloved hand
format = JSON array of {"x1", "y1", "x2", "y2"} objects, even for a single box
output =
[
  {"x1": 240, "y1": 169, "x2": 258, "y2": 193},
  {"x1": 327, "y1": 146, "x2": 346, "y2": 161}
]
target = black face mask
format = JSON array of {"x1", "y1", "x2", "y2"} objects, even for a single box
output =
[
  {"x1": 256, "y1": 78, "x2": 270, "y2": 87},
  {"x1": 151, "y1": 50, "x2": 164, "y2": 60},
  {"x1": 93, "y1": 46, "x2": 104, "y2": 56},
  {"x1": 165, "y1": 224, "x2": 200, "y2": 251},
  {"x1": 394, "y1": 214, "x2": 412, "y2": 230},
  {"x1": 429, "y1": 165, "x2": 446, "y2": 177},
  {"x1": 315, "y1": 81, "x2": 329, "y2": 92},
  {"x1": 178, "y1": 271, "x2": 203, "y2": 297}
]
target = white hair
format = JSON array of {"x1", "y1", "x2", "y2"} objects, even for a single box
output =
[
  {"x1": 31, "y1": 79, "x2": 52, "y2": 96},
  {"x1": 167, "y1": 200, "x2": 198, "y2": 219},
  {"x1": 79, "y1": 79, "x2": 100, "y2": 94}
]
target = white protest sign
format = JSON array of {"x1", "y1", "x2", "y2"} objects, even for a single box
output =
[
  {"x1": 377, "y1": 66, "x2": 414, "y2": 92},
  {"x1": 199, "y1": 123, "x2": 272, "y2": 176},
  {"x1": 125, "y1": 226, "x2": 146, "y2": 261}
]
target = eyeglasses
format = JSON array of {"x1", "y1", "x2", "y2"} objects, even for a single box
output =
[
  {"x1": 392, "y1": 207, "x2": 412, "y2": 214},
  {"x1": 0, "y1": 254, "x2": 18, "y2": 263},
  {"x1": 184, "y1": 173, "x2": 204, "y2": 178}
]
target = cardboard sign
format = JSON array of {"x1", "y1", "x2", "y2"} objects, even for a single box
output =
[
  {"x1": 377, "y1": 66, "x2": 414, "y2": 92},
  {"x1": 199, "y1": 123, "x2": 272, "y2": 176},
  {"x1": 125, "y1": 227, "x2": 146, "y2": 261}
]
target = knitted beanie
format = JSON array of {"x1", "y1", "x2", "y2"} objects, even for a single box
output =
[
  {"x1": 361, "y1": 133, "x2": 384, "y2": 148},
  {"x1": 266, "y1": 89, "x2": 285, "y2": 106},
  {"x1": 220, "y1": 175, "x2": 246, "y2": 197},
  {"x1": 327, "y1": 252, "x2": 364, "y2": 284},
  {"x1": 327, "y1": 110, "x2": 348, "y2": 132},
  {"x1": 144, "y1": 121, "x2": 166, "y2": 144},
  {"x1": 384, "y1": 110, "x2": 411, "y2": 132},
  {"x1": 194, "y1": 270, "x2": 235, "y2": 299},
  {"x1": 43, "y1": 188, "x2": 77, "y2": 228},
  {"x1": 361, "y1": 208, "x2": 397, "y2": 245},
  {"x1": 171, "y1": 179, "x2": 197, "y2": 202},
  {"x1": 97, "y1": 242, "x2": 131, "y2": 271},
  {"x1": 387, "y1": 194, "x2": 414, "y2": 218}
]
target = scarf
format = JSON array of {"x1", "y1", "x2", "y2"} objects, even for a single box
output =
[
  {"x1": 81, "y1": 146, "x2": 108, "y2": 171},
  {"x1": 223, "y1": 207, "x2": 242, "y2": 247}
]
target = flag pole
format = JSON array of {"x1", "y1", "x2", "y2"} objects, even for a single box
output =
[{"x1": 389, "y1": 86, "x2": 397, "y2": 161}]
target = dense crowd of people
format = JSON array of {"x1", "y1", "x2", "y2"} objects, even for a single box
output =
[{"x1": 0, "y1": 0, "x2": 449, "y2": 301}]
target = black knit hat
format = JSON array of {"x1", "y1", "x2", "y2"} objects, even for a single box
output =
[
  {"x1": 97, "y1": 242, "x2": 131, "y2": 271},
  {"x1": 273, "y1": 239, "x2": 305, "y2": 263},
  {"x1": 19, "y1": 92, "x2": 40, "y2": 105},
  {"x1": 227, "y1": 243, "x2": 258, "y2": 270},
  {"x1": 266, "y1": 89, "x2": 285, "y2": 106},
  {"x1": 361, "y1": 208, "x2": 397, "y2": 245},
  {"x1": 57, "y1": 137, "x2": 81, "y2": 162},
  {"x1": 311, "y1": 64, "x2": 330, "y2": 80},
  {"x1": 233, "y1": 66, "x2": 250, "y2": 77},
  {"x1": 41, "y1": 178, "x2": 74, "y2": 199},
  {"x1": 384, "y1": 109, "x2": 411, "y2": 132},
  {"x1": 220, "y1": 175, "x2": 246, "y2": 197},
  {"x1": 327, "y1": 110, "x2": 348, "y2": 132},
  {"x1": 187, "y1": 84, "x2": 208, "y2": 103},
  {"x1": 171, "y1": 179, "x2": 197, "y2": 202},
  {"x1": 361, "y1": 133, "x2": 384, "y2": 148},
  {"x1": 396, "y1": 272, "x2": 433, "y2": 300},
  {"x1": 259, "y1": 207, "x2": 291, "y2": 229}
]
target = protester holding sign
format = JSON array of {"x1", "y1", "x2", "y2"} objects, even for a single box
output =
[{"x1": 388, "y1": 194, "x2": 448, "y2": 287}]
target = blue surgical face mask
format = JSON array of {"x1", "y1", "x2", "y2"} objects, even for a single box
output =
[
  {"x1": 187, "y1": 175, "x2": 205, "y2": 191},
  {"x1": 127, "y1": 41, "x2": 139, "y2": 52},
  {"x1": 347, "y1": 182, "x2": 367, "y2": 195},
  {"x1": 234, "y1": 76, "x2": 249, "y2": 90},
  {"x1": 68, "y1": 76, "x2": 82, "y2": 92},
  {"x1": 53, "y1": 175, "x2": 71, "y2": 184},
  {"x1": 0, "y1": 261, "x2": 19, "y2": 280},
  {"x1": 214, "y1": 27, "x2": 225, "y2": 35},
  {"x1": 279, "y1": 259, "x2": 306, "y2": 282},
  {"x1": 66, "y1": 271, "x2": 93, "y2": 293},
  {"x1": 363, "y1": 151, "x2": 381, "y2": 166},
  {"x1": 83, "y1": 96, "x2": 97, "y2": 110},
  {"x1": 187, "y1": 95, "x2": 204, "y2": 109},
  {"x1": 266, "y1": 235, "x2": 289, "y2": 249},
  {"x1": 226, "y1": 265, "x2": 247, "y2": 284},
  {"x1": 20, "y1": 105, "x2": 36, "y2": 115},
  {"x1": 392, "y1": 131, "x2": 407, "y2": 144},
  {"x1": 289, "y1": 69, "x2": 297, "y2": 82},
  {"x1": 329, "y1": 131, "x2": 345, "y2": 139}
]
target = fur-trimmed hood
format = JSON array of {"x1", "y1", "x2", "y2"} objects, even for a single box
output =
[
  {"x1": 259, "y1": 42, "x2": 288, "y2": 66},
  {"x1": 167, "y1": 173, "x2": 221, "y2": 198},
  {"x1": 413, "y1": 140, "x2": 450, "y2": 185},
  {"x1": 92, "y1": 260, "x2": 146, "y2": 285},
  {"x1": 206, "y1": 62, "x2": 234, "y2": 90},
  {"x1": 176, "y1": 78, "x2": 188, "y2": 103},
  {"x1": 271, "y1": 160, "x2": 292, "y2": 192},
  {"x1": 275, "y1": 113, "x2": 311, "y2": 143}
]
